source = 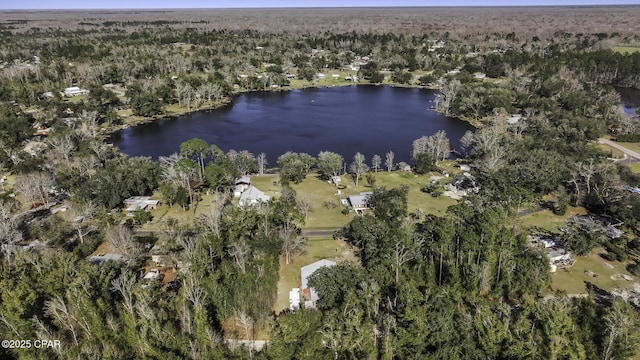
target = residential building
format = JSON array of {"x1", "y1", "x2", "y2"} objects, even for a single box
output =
[
  {"x1": 62, "y1": 86, "x2": 89, "y2": 97},
  {"x1": 300, "y1": 259, "x2": 336, "y2": 309},
  {"x1": 348, "y1": 192, "x2": 373, "y2": 213},
  {"x1": 123, "y1": 196, "x2": 160, "y2": 216},
  {"x1": 239, "y1": 185, "x2": 270, "y2": 207}
]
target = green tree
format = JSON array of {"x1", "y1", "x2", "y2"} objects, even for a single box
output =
[{"x1": 317, "y1": 151, "x2": 344, "y2": 180}]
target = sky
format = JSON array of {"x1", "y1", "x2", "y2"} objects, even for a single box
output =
[{"x1": 2, "y1": 0, "x2": 639, "y2": 10}]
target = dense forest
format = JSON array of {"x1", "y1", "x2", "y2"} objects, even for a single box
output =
[{"x1": 1, "y1": 7, "x2": 640, "y2": 359}]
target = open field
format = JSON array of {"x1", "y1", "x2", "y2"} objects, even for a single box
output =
[
  {"x1": 613, "y1": 45, "x2": 640, "y2": 54},
  {"x1": 2, "y1": 7, "x2": 639, "y2": 38},
  {"x1": 520, "y1": 206, "x2": 587, "y2": 232},
  {"x1": 143, "y1": 193, "x2": 218, "y2": 229},
  {"x1": 253, "y1": 170, "x2": 457, "y2": 230},
  {"x1": 139, "y1": 167, "x2": 458, "y2": 231},
  {"x1": 616, "y1": 141, "x2": 640, "y2": 154},
  {"x1": 597, "y1": 143, "x2": 625, "y2": 159},
  {"x1": 627, "y1": 162, "x2": 640, "y2": 174},
  {"x1": 550, "y1": 251, "x2": 637, "y2": 295},
  {"x1": 274, "y1": 236, "x2": 357, "y2": 313}
]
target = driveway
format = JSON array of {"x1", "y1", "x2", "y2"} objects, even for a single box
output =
[{"x1": 598, "y1": 138, "x2": 640, "y2": 160}]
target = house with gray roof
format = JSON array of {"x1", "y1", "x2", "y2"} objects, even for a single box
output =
[
  {"x1": 239, "y1": 185, "x2": 270, "y2": 207},
  {"x1": 123, "y1": 196, "x2": 160, "y2": 216},
  {"x1": 300, "y1": 259, "x2": 336, "y2": 308},
  {"x1": 348, "y1": 192, "x2": 373, "y2": 213}
]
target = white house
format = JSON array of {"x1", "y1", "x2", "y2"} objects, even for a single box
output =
[
  {"x1": 143, "y1": 269, "x2": 160, "y2": 280},
  {"x1": 123, "y1": 196, "x2": 160, "y2": 216},
  {"x1": 301, "y1": 259, "x2": 336, "y2": 309},
  {"x1": 234, "y1": 176, "x2": 252, "y2": 197},
  {"x1": 239, "y1": 185, "x2": 270, "y2": 207},
  {"x1": 63, "y1": 86, "x2": 89, "y2": 97},
  {"x1": 348, "y1": 192, "x2": 373, "y2": 213},
  {"x1": 473, "y1": 72, "x2": 487, "y2": 80},
  {"x1": 507, "y1": 114, "x2": 522, "y2": 125},
  {"x1": 548, "y1": 248, "x2": 571, "y2": 263}
]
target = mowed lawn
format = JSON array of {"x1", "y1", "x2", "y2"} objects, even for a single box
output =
[
  {"x1": 616, "y1": 141, "x2": 640, "y2": 154},
  {"x1": 597, "y1": 143, "x2": 624, "y2": 159},
  {"x1": 253, "y1": 170, "x2": 457, "y2": 230},
  {"x1": 613, "y1": 45, "x2": 640, "y2": 54},
  {"x1": 520, "y1": 206, "x2": 588, "y2": 232},
  {"x1": 274, "y1": 236, "x2": 358, "y2": 313},
  {"x1": 550, "y1": 250, "x2": 637, "y2": 294},
  {"x1": 143, "y1": 193, "x2": 219, "y2": 229},
  {"x1": 627, "y1": 162, "x2": 640, "y2": 174}
]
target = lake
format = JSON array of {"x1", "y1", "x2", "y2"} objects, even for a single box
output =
[
  {"x1": 111, "y1": 85, "x2": 475, "y2": 163},
  {"x1": 618, "y1": 86, "x2": 640, "y2": 116}
]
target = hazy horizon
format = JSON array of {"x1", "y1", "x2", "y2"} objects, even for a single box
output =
[{"x1": 2, "y1": 0, "x2": 640, "y2": 10}]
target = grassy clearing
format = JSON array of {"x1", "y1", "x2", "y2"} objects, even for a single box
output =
[
  {"x1": 613, "y1": 45, "x2": 640, "y2": 54},
  {"x1": 138, "y1": 164, "x2": 460, "y2": 231},
  {"x1": 597, "y1": 143, "x2": 625, "y2": 159},
  {"x1": 550, "y1": 251, "x2": 637, "y2": 294},
  {"x1": 274, "y1": 236, "x2": 357, "y2": 313},
  {"x1": 254, "y1": 170, "x2": 457, "y2": 230},
  {"x1": 64, "y1": 95, "x2": 88, "y2": 104},
  {"x1": 520, "y1": 206, "x2": 587, "y2": 232},
  {"x1": 143, "y1": 193, "x2": 218, "y2": 229},
  {"x1": 627, "y1": 162, "x2": 640, "y2": 174},
  {"x1": 616, "y1": 141, "x2": 640, "y2": 154}
]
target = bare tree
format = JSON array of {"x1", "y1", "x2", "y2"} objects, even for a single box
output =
[
  {"x1": 435, "y1": 79, "x2": 460, "y2": 116},
  {"x1": 459, "y1": 130, "x2": 475, "y2": 155},
  {"x1": 45, "y1": 295, "x2": 79, "y2": 346},
  {"x1": 602, "y1": 299, "x2": 640, "y2": 360},
  {"x1": 257, "y1": 152, "x2": 267, "y2": 175},
  {"x1": 350, "y1": 152, "x2": 369, "y2": 187},
  {"x1": 76, "y1": 110, "x2": 101, "y2": 140},
  {"x1": 197, "y1": 192, "x2": 228, "y2": 237},
  {"x1": 0, "y1": 202, "x2": 22, "y2": 264},
  {"x1": 371, "y1": 154, "x2": 382, "y2": 173},
  {"x1": 70, "y1": 155, "x2": 100, "y2": 179},
  {"x1": 68, "y1": 200, "x2": 96, "y2": 244},
  {"x1": 385, "y1": 151, "x2": 395, "y2": 172},
  {"x1": 184, "y1": 277, "x2": 207, "y2": 308},
  {"x1": 280, "y1": 222, "x2": 308, "y2": 265},
  {"x1": 293, "y1": 193, "x2": 310, "y2": 218},
  {"x1": 47, "y1": 135, "x2": 75, "y2": 166},
  {"x1": 14, "y1": 172, "x2": 54, "y2": 207},
  {"x1": 412, "y1": 131, "x2": 450, "y2": 162},
  {"x1": 110, "y1": 269, "x2": 137, "y2": 316},
  {"x1": 107, "y1": 226, "x2": 142, "y2": 268},
  {"x1": 228, "y1": 239, "x2": 250, "y2": 274}
]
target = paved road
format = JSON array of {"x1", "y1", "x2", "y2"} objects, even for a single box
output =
[
  {"x1": 598, "y1": 138, "x2": 640, "y2": 160},
  {"x1": 302, "y1": 229, "x2": 339, "y2": 237}
]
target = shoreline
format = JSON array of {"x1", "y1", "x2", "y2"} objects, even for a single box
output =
[{"x1": 104, "y1": 80, "x2": 481, "y2": 137}]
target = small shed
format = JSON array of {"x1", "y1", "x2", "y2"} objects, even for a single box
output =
[{"x1": 289, "y1": 288, "x2": 301, "y2": 311}]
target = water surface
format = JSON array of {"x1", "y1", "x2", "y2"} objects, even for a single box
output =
[{"x1": 111, "y1": 86, "x2": 475, "y2": 163}]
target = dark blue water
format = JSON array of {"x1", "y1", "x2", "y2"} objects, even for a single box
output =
[
  {"x1": 618, "y1": 87, "x2": 640, "y2": 116},
  {"x1": 111, "y1": 85, "x2": 475, "y2": 163}
]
